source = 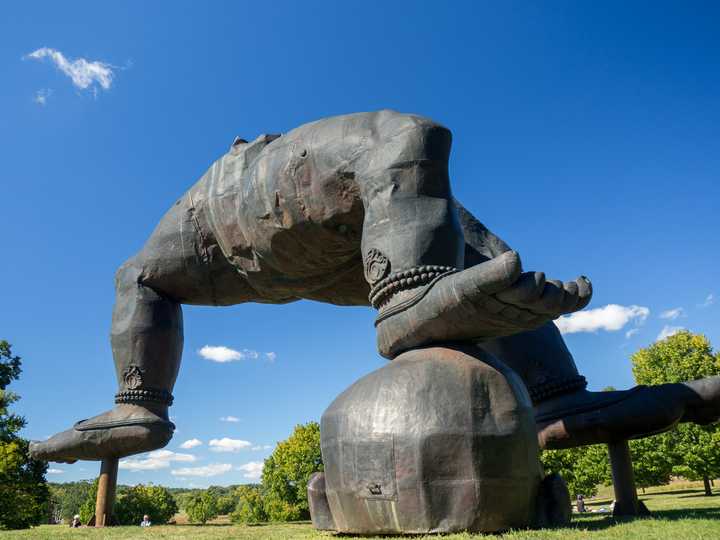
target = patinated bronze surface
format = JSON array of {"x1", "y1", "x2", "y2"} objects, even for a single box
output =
[
  {"x1": 29, "y1": 110, "x2": 720, "y2": 533},
  {"x1": 315, "y1": 344, "x2": 569, "y2": 534}
]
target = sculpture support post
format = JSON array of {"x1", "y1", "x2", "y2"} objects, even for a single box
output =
[
  {"x1": 94, "y1": 458, "x2": 118, "y2": 527},
  {"x1": 608, "y1": 440, "x2": 646, "y2": 517}
]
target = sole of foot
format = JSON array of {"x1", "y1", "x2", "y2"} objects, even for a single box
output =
[{"x1": 29, "y1": 404, "x2": 174, "y2": 463}]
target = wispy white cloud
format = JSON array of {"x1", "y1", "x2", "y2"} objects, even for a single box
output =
[
  {"x1": 47, "y1": 468, "x2": 64, "y2": 474},
  {"x1": 33, "y1": 88, "x2": 52, "y2": 106},
  {"x1": 237, "y1": 461, "x2": 264, "y2": 481},
  {"x1": 657, "y1": 325, "x2": 685, "y2": 341},
  {"x1": 699, "y1": 294, "x2": 715, "y2": 308},
  {"x1": 220, "y1": 415, "x2": 240, "y2": 423},
  {"x1": 555, "y1": 304, "x2": 649, "y2": 335},
  {"x1": 659, "y1": 307, "x2": 684, "y2": 320},
  {"x1": 119, "y1": 459, "x2": 168, "y2": 471},
  {"x1": 24, "y1": 48, "x2": 115, "y2": 94},
  {"x1": 171, "y1": 463, "x2": 232, "y2": 478},
  {"x1": 209, "y1": 437, "x2": 252, "y2": 453},
  {"x1": 251, "y1": 444, "x2": 274, "y2": 451},
  {"x1": 119, "y1": 450, "x2": 196, "y2": 472},
  {"x1": 625, "y1": 328, "x2": 640, "y2": 339},
  {"x1": 198, "y1": 345, "x2": 276, "y2": 363},
  {"x1": 179, "y1": 438, "x2": 202, "y2": 449}
]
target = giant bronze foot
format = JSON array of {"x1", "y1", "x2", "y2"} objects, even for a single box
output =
[
  {"x1": 28, "y1": 404, "x2": 174, "y2": 463},
  {"x1": 536, "y1": 376, "x2": 720, "y2": 449},
  {"x1": 375, "y1": 251, "x2": 592, "y2": 358}
]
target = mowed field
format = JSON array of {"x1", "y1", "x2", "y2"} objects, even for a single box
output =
[{"x1": 3, "y1": 482, "x2": 720, "y2": 540}]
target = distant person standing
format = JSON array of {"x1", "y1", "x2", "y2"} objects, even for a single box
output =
[
  {"x1": 140, "y1": 514, "x2": 152, "y2": 527},
  {"x1": 576, "y1": 495, "x2": 587, "y2": 513}
]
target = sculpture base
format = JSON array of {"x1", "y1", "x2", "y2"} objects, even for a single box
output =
[{"x1": 310, "y1": 343, "x2": 569, "y2": 534}]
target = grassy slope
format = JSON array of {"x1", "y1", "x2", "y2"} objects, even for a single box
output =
[{"x1": 3, "y1": 483, "x2": 720, "y2": 539}]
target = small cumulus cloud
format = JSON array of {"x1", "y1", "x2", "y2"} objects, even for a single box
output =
[
  {"x1": 555, "y1": 304, "x2": 649, "y2": 335},
  {"x1": 24, "y1": 48, "x2": 115, "y2": 95},
  {"x1": 265, "y1": 352, "x2": 277, "y2": 362},
  {"x1": 657, "y1": 325, "x2": 685, "y2": 341},
  {"x1": 209, "y1": 437, "x2": 252, "y2": 452},
  {"x1": 198, "y1": 346, "x2": 253, "y2": 362},
  {"x1": 179, "y1": 438, "x2": 202, "y2": 449},
  {"x1": 237, "y1": 461, "x2": 264, "y2": 481},
  {"x1": 199, "y1": 345, "x2": 243, "y2": 362},
  {"x1": 47, "y1": 468, "x2": 64, "y2": 474},
  {"x1": 171, "y1": 463, "x2": 232, "y2": 478},
  {"x1": 119, "y1": 450, "x2": 196, "y2": 472},
  {"x1": 220, "y1": 416, "x2": 240, "y2": 423},
  {"x1": 659, "y1": 307, "x2": 684, "y2": 320}
]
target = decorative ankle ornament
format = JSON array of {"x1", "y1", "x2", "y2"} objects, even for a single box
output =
[
  {"x1": 369, "y1": 265, "x2": 458, "y2": 323},
  {"x1": 114, "y1": 365, "x2": 174, "y2": 406},
  {"x1": 114, "y1": 388, "x2": 174, "y2": 406},
  {"x1": 527, "y1": 375, "x2": 587, "y2": 404}
]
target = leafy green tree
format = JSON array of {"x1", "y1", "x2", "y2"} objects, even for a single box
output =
[
  {"x1": 262, "y1": 421, "x2": 322, "y2": 521},
  {"x1": 184, "y1": 491, "x2": 219, "y2": 524},
  {"x1": 540, "y1": 444, "x2": 610, "y2": 497},
  {"x1": 632, "y1": 331, "x2": 720, "y2": 495},
  {"x1": 668, "y1": 426, "x2": 720, "y2": 495},
  {"x1": 216, "y1": 494, "x2": 236, "y2": 515},
  {"x1": 78, "y1": 481, "x2": 178, "y2": 525},
  {"x1": 231, "y1": 485, "x2": 268, "y2": 524},
  {"x1": 0, "y1": 341, "x2": 23, "y2": 440},
  {"x1": 173, "y1": 489, "x2": 200, "y2": 512},
  {"x1": 628, "y1": 435, "x2": 673, "y2": 492},
  {"x1": 0, "y1": 341, "x2": 49, "y2": 530},
  {"x1": 78, "y1": 479, "x2": 99, "y2": 524},
  {"x1": 114, "y1": 484, "x2": 178, "y2": 525},
  {"x1": 48, "y1": 481, "x2": 94, "y2": 522},
  {"x1": 0, "y1": 440, "x2": 49, "y2": 529},
  {"x1": 632, "y1": 331, "x2": 720, "y2": 384}
]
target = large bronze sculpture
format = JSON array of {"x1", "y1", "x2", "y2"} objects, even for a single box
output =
[{"x1": 30, "y1": 111, "x2": 720, "y2": 532}]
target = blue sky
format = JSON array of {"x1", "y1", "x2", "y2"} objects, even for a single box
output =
[{"x1": 2, "y1": 1, "x2": 719, "y2": 487}]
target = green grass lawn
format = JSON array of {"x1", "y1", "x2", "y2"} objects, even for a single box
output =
[{"x1": 4, "y1": 483, "x2": 720, "y2": 539}]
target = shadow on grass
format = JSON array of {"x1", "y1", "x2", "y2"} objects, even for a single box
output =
[
  {"x1": 181, "y1": 520, "x2": 313, "y2": 528},
  {"x1": 650, "y1": 507, "x2": 720, "y2": 520},
  {"x1": 637, "y1": 488, "x2": 714, "y2": 497},
  {"x1": 242, "y1": 520, "x2": 313, "y2": 528},
  {"x1": 570, "y1": 506, "x2": 720, "y2": 532},
  {"x1": 183, "y1": 523, "x2": 234, "y2": 527}
]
